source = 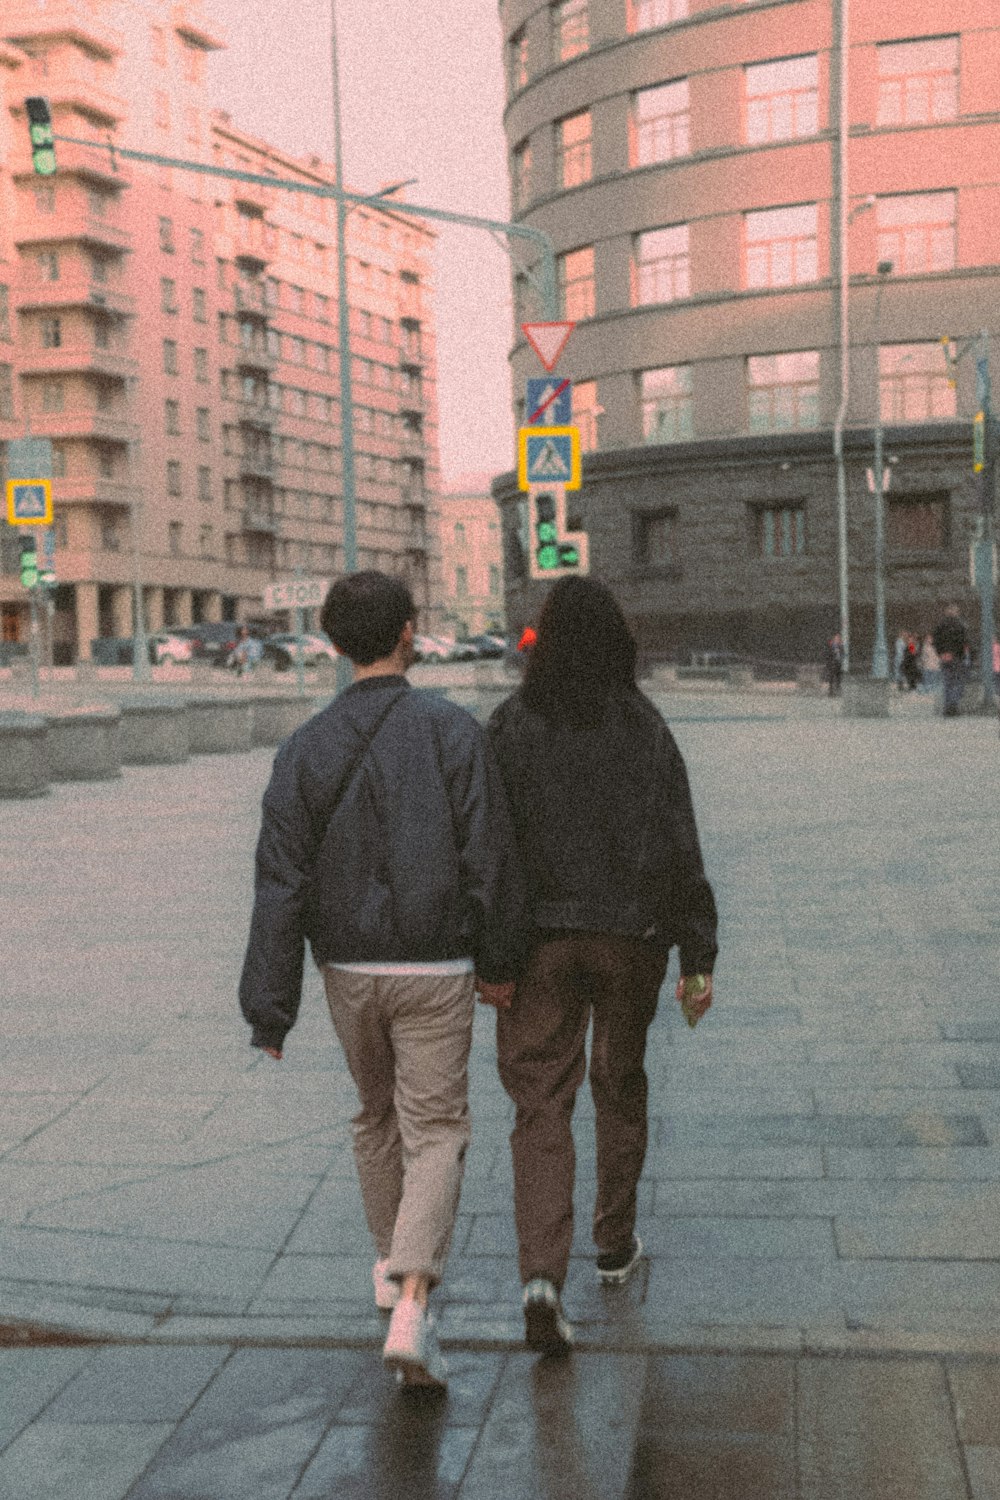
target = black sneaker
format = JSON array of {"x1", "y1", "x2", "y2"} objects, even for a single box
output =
[
  {"x1": 523, "y1": 1278, "x2": 574, "y2": 1356},
  {"x1": 596, "y1": 1235, "x2": 644, "y2": 1285}
]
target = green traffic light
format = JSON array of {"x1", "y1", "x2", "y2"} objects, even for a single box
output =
[
  {"x1": 536, "y1": 543, "x2": 559, "y2": 570},
  {"x1": 537, "y1": 521, "x2": 557, "y2": 543},
  {"x1": 558, "y1": 544, "x2": 579, "y2": 566}
]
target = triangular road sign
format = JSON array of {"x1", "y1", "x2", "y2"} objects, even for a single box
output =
[
  {"x1": 533, "y1": 440, "x2": 570, "y2": 478},
  {"x1": 521, "y1": 321, "x2": 575, "y2": 372}
]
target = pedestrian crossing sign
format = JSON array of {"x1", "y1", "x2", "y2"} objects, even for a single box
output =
[
  {"x1": 6, "y1": 479, "x2": 53, "y2": 526},
  {"x1": 518, "y1": 426, "x2": 581, "y2": 491}
]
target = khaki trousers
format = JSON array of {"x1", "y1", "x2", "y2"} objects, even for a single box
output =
[
  {"x1": 322, "y1": 967, "x2": 475, "y2": 1288},
  {"x1": 497, "y1": 932, "x2": 667, "y2": 1291}
]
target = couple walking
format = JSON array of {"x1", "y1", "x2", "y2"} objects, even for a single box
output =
[{"x1": 240, "y1": 571, "x2": 717, "y2": 1390}]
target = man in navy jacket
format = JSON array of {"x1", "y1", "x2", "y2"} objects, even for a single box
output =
[{"x1": 240, "y1": 571, "x2": 529, "y2": 1389}]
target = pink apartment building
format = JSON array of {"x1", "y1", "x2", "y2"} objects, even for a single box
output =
[{"x1": 0, "y1": 0, "x2": 443, "y2": 663}]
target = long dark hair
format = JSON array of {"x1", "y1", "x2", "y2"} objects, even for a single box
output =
[{"x1": 521, "y1": 576, "x2": 637, "y2": 728}]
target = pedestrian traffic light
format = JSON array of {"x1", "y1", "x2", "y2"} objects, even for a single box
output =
[
  {"x1": 25, "y1": 97, "x2": 56, "y2": 177},
  {"x1": 527, "y1": 486, "x2": 590, "y2": 580},
  {"x1": 19, "y1": 536, "x2": 39, "y2": 589},
  {"x1": 532, "y1": 490, "x2": 560, "y2": 573},
  {"x1": 973, "y1": 410, "x2": 986, "y2": 473}
]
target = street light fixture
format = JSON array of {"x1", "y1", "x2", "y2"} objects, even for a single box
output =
[{"x1": 870, "y1": 259, "x2": 893, "y2": 679}]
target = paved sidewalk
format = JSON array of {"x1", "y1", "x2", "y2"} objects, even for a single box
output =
[{"x1": 0, "y1": 685, "x2": 998, "y2": 1495}]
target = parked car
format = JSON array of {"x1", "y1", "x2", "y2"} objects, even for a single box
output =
[
  {"x1": 464, "y1": 634, "x2": 507, "y2": 659},
  {"x1": 262, "y1": 632, "x2": 338, "y2": 671},
  {"x1": 147, "y1": 630, "x2": 196, "y2": 666},
  {"x1": 413, "y1": 634, "x2": 452, "y2": 662}
]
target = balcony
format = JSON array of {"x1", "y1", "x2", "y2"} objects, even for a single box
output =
[
  {"x1": 238, "y1": 401, "x2": 274, "y2": 430},
  {"x1": 3, "y1": 3, "x2": 124, "y2": 58},
  {"x1": 234, "y1": 342, "x2": 276, "y2": 374},
  {"x1": 172, "y1": 3, "x2": 226, "y2": 51},
  {"x1": 52, "y1": 476, "x2": 133, "y2": 508},
  {"x1": 25, "y1": 409, "x2": 137, "y2": 444},
  {"x1": 13, "y1": 276, "x2": 135, "y2": 317},
  {"x1": 14, "y1": 210, "x2": 132, "y2": 255},
  {"x1": 399, "y1": 426, "x2": 426, "y2": 458},
  {"x1": 233, "y1": 182, "x2": 273, "y2": 218},
  {"x1": 233, "y1": 281, "x2": 269, "y2": 319},
  {"x1": 241, "y1": 508, "x2": 280, "y2": 535},
  {"x1": 17, "y1": 345, "x2": 137, "y2": 380},
  {"x1": 238, "y1": 450, "x2": 274, "y2": 479}
]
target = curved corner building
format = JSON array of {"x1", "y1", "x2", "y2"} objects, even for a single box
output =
[{"x1": 495, "y1": 0, "x2": 1000, "y2": 662}]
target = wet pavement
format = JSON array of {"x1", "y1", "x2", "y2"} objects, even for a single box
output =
[{"x1": 0, "y1": 683, "x2": 998, "y2": 1496}]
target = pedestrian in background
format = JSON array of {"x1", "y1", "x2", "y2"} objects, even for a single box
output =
[
  {"x1": 239, "y1": 571, "x2": 529, "y2": 1390},
  {"x1": 228, "y1": 625, "x2": 262, "y2": 678},
  {"x1": 893, "y1": 631, "x2": 908, "y2": 691},
  {"x1": 824, "y1": 632, "x2": 845, "y2": 696},
  {"x1": 993, "y1": 635, "x2": 1000, "y2": 697},
  {"x1": 919, "y1": 634, "x2": 940, "y2": 695},
  {"x1": 901, "y1": 632, "x2": 922, "y2": 692},
  {"x1": 487, "y1": 577, "x2": 718, "y2": 1357},
  {"x1": 932, "y1": 603, "x2": 971, "y2": 716}
]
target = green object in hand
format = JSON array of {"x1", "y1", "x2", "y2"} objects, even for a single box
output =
[{"x1": 681, "y1": 974, "x2": 708, "y2": 1028}]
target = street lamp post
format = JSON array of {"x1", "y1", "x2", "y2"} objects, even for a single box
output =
[{"x1": 870, "y1": 259, "x2": 893, "y2": 679}]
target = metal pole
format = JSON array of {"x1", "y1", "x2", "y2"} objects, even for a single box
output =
[
  {"x1": 28, "y1": 585, "x2": 40, "y2": 699},
  {"x1": 331, "y1": 0, "x2": 356, "y2": 698},
  {"x1": 128, "y1": 431, "x2": 151, "y2": 682},
  {"x1": 832, "y1": 0, "x2": 851, "y2": 672},
  {"x1": 976, "y1": 330, "x2": 997, "y2": 708},
  {"x1": 870, "y1": 264, "x2": 892, "y2": 679},
  {"x1": 293, "y1": 563, "x2": 306, "y2": 698}
]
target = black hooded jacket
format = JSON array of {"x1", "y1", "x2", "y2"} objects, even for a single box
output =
[
  {"x1": 487, "y1": 686, "x2": 718, "y2": 976},
  {"x1": 240, "y1": 676, "x2": 530, "y2": 1051}
]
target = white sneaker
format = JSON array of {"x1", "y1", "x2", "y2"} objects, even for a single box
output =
[
  {"x1": 523, "y1": 1279, "x2": 574, "y2": 1356},
  {"x1": 383, "y1": 1298, "x2": 448, "y2": 1389},
  {"x1": 373, "y1": 1258, "x2": 400, "y2": 1311}
]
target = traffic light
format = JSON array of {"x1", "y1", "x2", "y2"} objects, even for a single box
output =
[
  {"x1": 25, "y1": 97, "x2": 56, "y2": 177},
  {"x1": 532, "y1": 490, "x2": 560, "y2": 572},
  {"x1": 527, "y1": 487, "x2": 590, "y2": 580},
  {"x1": 19, "y1": 536, "x2": 39, "y2": 589},
  {"x1": 973, "y1": 410, "x2": 986, "y2": 473}
]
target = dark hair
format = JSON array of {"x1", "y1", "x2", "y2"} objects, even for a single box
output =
[
  {"x1": 319, "y1": 571, "x2": 415, "y2": 666},
  {"x1": 521, "y1": 576, "x2": 637, "y2": 727}
]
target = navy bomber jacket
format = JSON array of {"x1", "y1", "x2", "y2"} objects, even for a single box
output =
[
  {"x1": 487, "y1": 686, "x2": 718, "y2": 977},
  {"x1": 239, "y1": 676, "x2": 531, "y2": 1052}
]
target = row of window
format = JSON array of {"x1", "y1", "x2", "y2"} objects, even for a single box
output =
[
  {"x1": 544, "y1": 190, "x2": 959, "y2": 323},
  {"x1": 513, "y1": 36, "x2": 961, "y2": 202},
  {"x1": 626, "y1": 491, "x2": 950, "y2": 573},
  {"x1": 452, "y1": 564, "x2": 503, "y2": 598}
]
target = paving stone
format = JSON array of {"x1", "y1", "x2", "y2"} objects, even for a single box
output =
[
  {"x1": 797, "y1": 1357, "x2": 967, "y2": 1500},
  {"x1": 658, "y1": 1113, "x2": 989, "y2": 1148},
  {"x1": 824, "y1": 1148, "x2": 1000, "y2": 1181},
  {"x1": 0, "y1": 1421, "x2": 174, "y2": 1500},
  {"x1": 641, "y1": 1215, "x2": 835, "y2": 1259},
  {"x1": 644, "y1": 1258, "x2": 841, "y2": 1327},
  {"x1": 964, "y1": 1446, "x2": 1000, "y2": 1500},
  {"x1": 0, "y1": 1349, "x2": 92, "y2": 1451},
  {"x1": 645, "y1": 1146, "x2": 823, "y2": 1180},
  {"x1": 334, "y1": 1351, "x2": 504, "y2": 1428},
  {"x1": 294, "y1": 1422, "x2": 478, "y2": 1500},
  {"x1": 836, "y1": 1207, "x2": 1000, "y2": 1260},
  {"x1": 456, "y1": 1352, "x2": 646, "y2": 1500},
  {"x1": 946, "y1": 1361, "x2": 1000, "y2": 1445},
  {"x1": 126, "y1": 1348, "x2": 364, "y2": 1500},
  {"x1": 960, "y1": 1065, "x2": 1000, "y2": 1090},
  {"x1": 0, "y1": 1226, "x2": 275, "y2": 1300},
  {"x1": 41, "y1": 1346, "x2": 231, "y2": 1424},
  {"x1": 840, "y1": 1263, "x2": 1000, "y2": 1334}
]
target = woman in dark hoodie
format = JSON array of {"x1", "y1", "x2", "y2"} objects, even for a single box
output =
[{"x1": 487, "y1": 576, "x2": 718, "y2": 1356}]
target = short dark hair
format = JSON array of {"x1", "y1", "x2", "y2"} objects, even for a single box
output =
[
  {"x1": 522, "y1": 575, "x2": 637, "y2": 727},
  {"x1": 319, "y1": 571, "x2": 415, "y2": 666}
]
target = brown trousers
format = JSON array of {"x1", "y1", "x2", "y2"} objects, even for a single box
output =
[{"x1": 496, "y1": 932, "x2": 668, "y2": 1291}]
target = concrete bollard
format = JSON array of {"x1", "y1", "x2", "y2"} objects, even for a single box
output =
[
  {"x1": 796, "y1": 666, "x2": 826, "y2": 696},
  {"x1": 0, "y1": 712, "x2": 50, "y2": 798},
  {"x1": 841, "y1": 677, "x2": 892, "y2": 718},
  {"x1": 117, "y1": 697, "x2": 190, "y2": 765},
  {"x1": 728, "y1": 667, "x2": 756, "y2": 690},
  {"x1": 251, "y1": 694, "x2": 318, "y2": 747},
  {"x1": 186, "y1": 696, "x2": 255, "y2": 754},
  {"x1": 45, "y1": 703, "x2": 123, "y2": 780}
]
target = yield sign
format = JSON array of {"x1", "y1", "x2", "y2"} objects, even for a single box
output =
[{"x1": 521, "y1": 321, "x2": 574, "y2": 372}]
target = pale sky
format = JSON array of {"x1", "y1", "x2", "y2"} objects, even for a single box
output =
[{"x1": 209, "y1": 0, "x2": 516, "y2": 488}]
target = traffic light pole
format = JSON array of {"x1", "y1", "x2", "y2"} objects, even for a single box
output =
[{"x1": 974, "y1": 331, "x2": 997, "y2": 710}]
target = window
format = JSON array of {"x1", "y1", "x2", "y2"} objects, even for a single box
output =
[
  {"x1": 168, "y1": 521, "x2": 182, "y2": 555},
  {"x1": 573, "y1": 379, "x2": 599, "y2": 452},
  {"x1": 876, "y1": 192, "x2": 955, "y2": 275},
  {"x1": 880, "y1": 343, "x2": 956, "y2": 422},
  {"x1": 634, "y1": 225, "x2": 690, "y2": 304},
  {"x1": 160, "y1": 277, "x2": 178, "y2": 313},
  {"x1": 196, "y1": 407, "x2": 210, "y2": 441},
  {"x1": 558, "y1": 110, "x2": 592, "y2": 188},
  {"x1": 757, "y1": 504, "x2": 806, "y2": 557},
  {"x1": 553, "y1": 0, "x2": 588, "y2": 62},
  {"x1": 190, "y1": 228, "x2": 205, "y2": 263},
  {"x1": 154, "y1": 90, "x2": 170, "y2": 130},
  {"x1": 50, "y1": 442, "x2": 67, "y2": 478},
  {"x1": 100, "y1": 513, "x2": 122, "y2": 552},
  {"x1": 744, "y1": 203, "x2": 818, "y2": 288},
  {"x1": 165, "y1": 399, "x2": 180, "y2": 435},
  {"x1": 630, "y1": 0, "x2": 688, "y2": 29},
  {"x1": 40, "y1": 317, "x2": 62, "y2": 348},
  {"x1": 198, "y1": 466, "x2": 212, "y2": 502},
  {"x1": 166, "y1": 461, "x2": 182, "y2": 496},
  {"x1": 876, "y1": 36, "x2": 958, "y2": 126},
  {"x1": 34, "y1": 183, "x2": 56, "y2": 214},
  {"x1": 53, "y1": 511, "x2": 68, "y2": 548},
  {"x1": 745, "y1": 55, "x2": 819, "y2": 144},
  {"x1": 38, "y1": 250, "x2": 60, "y2": 282},
  {"x1": 90, "y1": 253, "x2": 108, "y2": 284},
  {"x1": 747, "y1": 351, "x2": 820, "y2": 432},
  {"x1": 192, "y1": 287, "x2": 207, "y2": 322},
  {"x1": 0, "y1": 364, "x2": 14, "y2": 420},
  {"x1": 41, "y1": 378, "x2": 64, "y2": 412},
  {"x1": 454, "y1": 522, "x2": 466, "y2": 547},
  {"x1": 509, "y1": 27, "x2": 528, "y2": 92},
  {"x1": 489, "y1": 564, "x2": 501, "y2": 595},
  {"x1": 641, "y1": 366, "x2": 693, "y2": 443},
  {"x1": 152, "y1": 25, "x2": 167, "y2": 64},
  {"x1": 512, "y1": 139, "x2": 532, "y2": 210},
  {"x1": 455, "y1": 565, "x2": 469, "y2": 597},
  {"x1": 163, "y1": 339, "x2": 178, "y2": 375},
  {"x1": 194, "y1": 348, "x2": 208, "y2": 382},
  {"x1": 159, "y1": 216, "x2": 175, "y2": 253},
  {"x1": 93, "y1": 316, "x2": 111, "y2": 350},
  {"x1": 97, "y1": 445, "x2": 114, "y2": 478},
  {"x1": 633, "y1": 80, "x2": 690, "y2": 165},
  {"x1": 95, "y1": 380, "x2": 113, "y2": 413},
  {"x1": 184, "y1": 44, "x2": 204, "y2": 86},
  {"x1": 887, "y1": 492, "x2": 949, "y2": 549},
  {"x1": 0, "y1": 286, "x2": 9, "y2": 341},
  {"x1": 635, "y1": 510, "x2": 678, "y2": 569},
  {"x1": 87, "y1": 188, "x2": 108, "y2": 220},
  {"x1": 185, "y1": 108, "x2": 201, "y2": 145},
  {"x1": 558, "y1": 246, "x2": 596, "y2": 320}
]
